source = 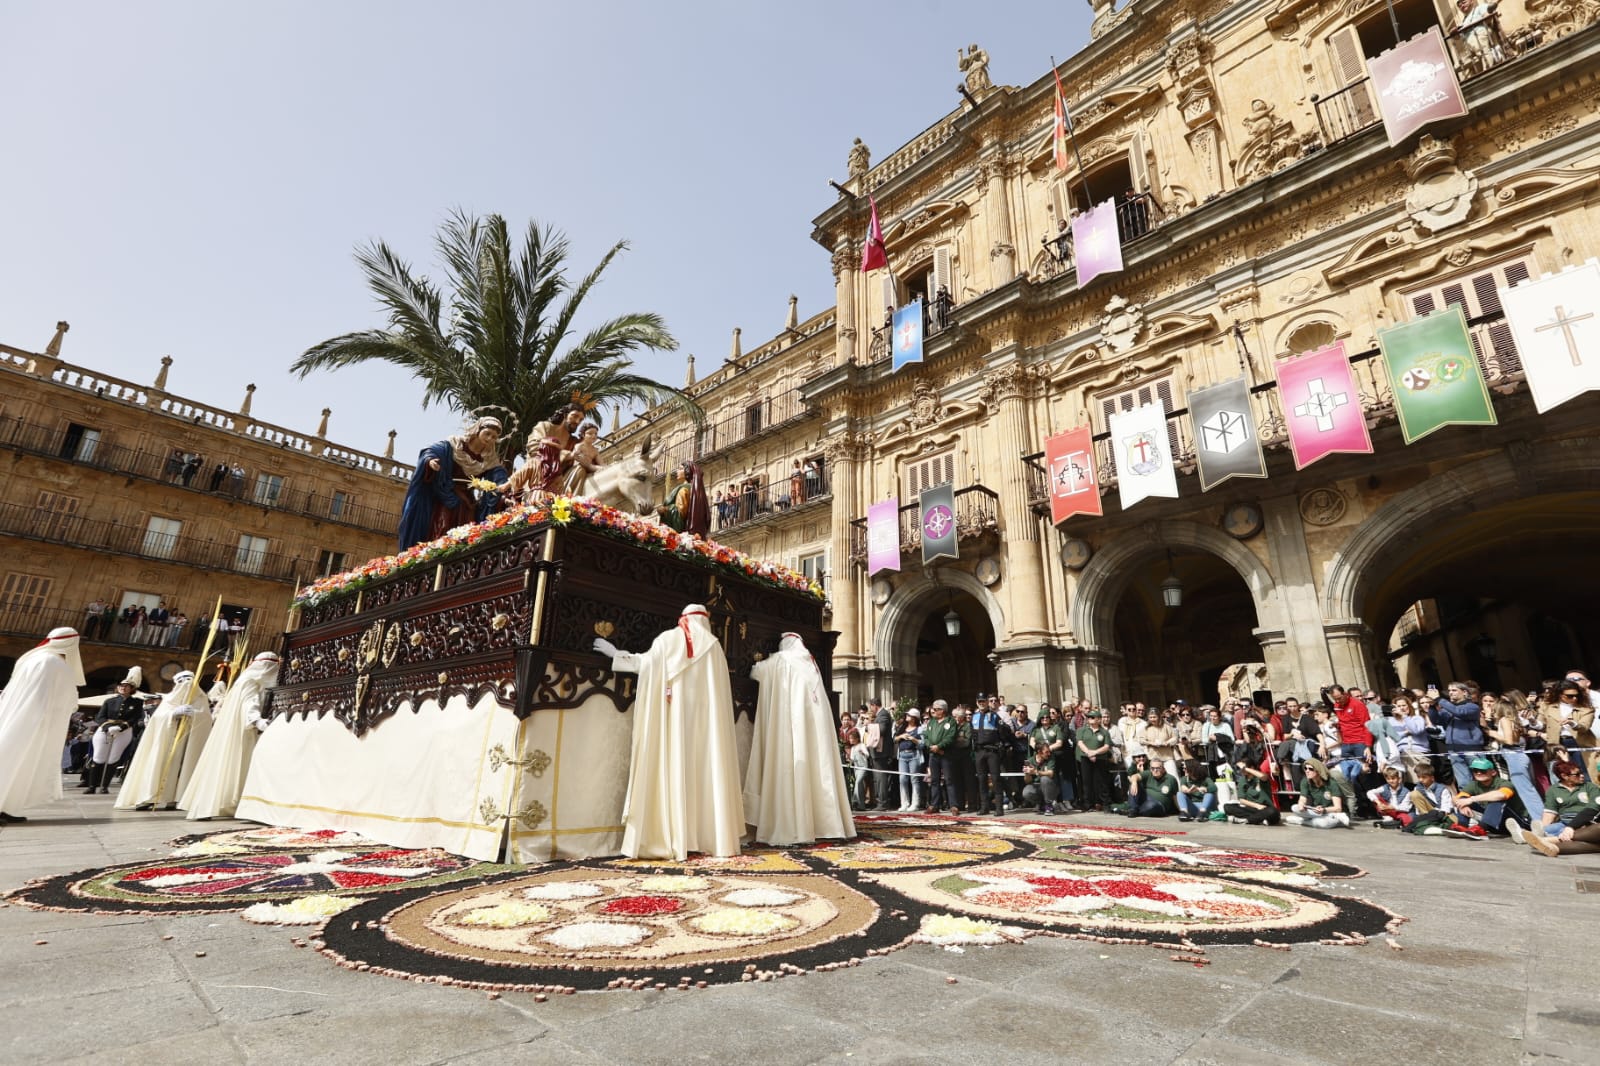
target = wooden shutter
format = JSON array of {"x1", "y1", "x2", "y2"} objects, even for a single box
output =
[
  {"x1": 932, "y1": 246, "x2": 953, "y2": 299},
  {"x1": 1128, "y1": 128, "x2": 1152, "y2": 195},
  {"x1": 879, "y1": 274, "x2": 898, "y2": 319},
  {"x1": 1327, "y1": 25, "x2": 1377, "y2": 127},
  {"x1": 1405, "y1": 255, "x2": 1535, "y2": 380},
  {"x1": 1, "y1": 572, "x2": 51, "y2": 610}
]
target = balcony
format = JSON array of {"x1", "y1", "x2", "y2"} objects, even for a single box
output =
[
  {"x1": 1313, "y1": 12, "x2": 1542, "y2": 148},
  {"x1": 0, "y1": 502, "x2": 307, "y2": 584},
  {"x1": 1022, "y1": 308, "x2": 1524, "y2": 516},
  {"x1": 0, "y1": 603, "x2": 223, "y2": 653},
  {"x1": 711, "y1": 468, "x2": 833, "y2": 536},
  {"x1": 847, "y1": 484, "x2": 1000, "y2": 566},
  {"x1": 0, "y1": 414, "x2": 399, "y2": 536}
]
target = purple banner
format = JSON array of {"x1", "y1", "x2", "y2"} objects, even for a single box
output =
[
  {"x1": 1072, "y1": 199, "x2": 1123, "y2": 288},
  {"x1": 867, "y1": 498, "x2": 900, "y2": 575},
  {"x1": 1368, "y1": 27, "x2": 1468, "y2": 146}
]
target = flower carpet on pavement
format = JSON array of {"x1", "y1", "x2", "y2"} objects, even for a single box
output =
[{"x1": 4, "y1": 815, "x2": 1400, "y2": 992}]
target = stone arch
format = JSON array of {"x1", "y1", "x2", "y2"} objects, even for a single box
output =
[
  {"x1": 1069, "y1": 519, "x2": 1282, "y2": 650},
  {"x1": 1323, "y1": 438, "x2": 1600, "y2": 621},
  {"x1": 874, "y1": 569, "x2": 1005, "y2": 676}
]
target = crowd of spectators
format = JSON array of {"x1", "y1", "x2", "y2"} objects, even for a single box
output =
[
  {"x1": 81, "y1": 598, "x2": 191, "y2": 647},
  {"x1": 834, "y1": 668, "x2": 1600, "y2": 858}
]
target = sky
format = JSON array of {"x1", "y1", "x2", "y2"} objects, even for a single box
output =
[{"x1": 0, "y1": 1, "x2": 1093, "y2": 464}]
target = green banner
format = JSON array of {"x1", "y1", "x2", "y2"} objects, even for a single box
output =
[{"x1": 1379, "y1": 306, "x2": 1497, "y2": 444}]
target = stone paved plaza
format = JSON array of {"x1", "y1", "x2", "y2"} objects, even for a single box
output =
[{"x1": 3, "y1": 786, "x2": 1597, "y2": 1066}]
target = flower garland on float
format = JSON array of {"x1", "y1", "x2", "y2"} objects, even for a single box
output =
[{"x1": 291, "y1": 493, "x2": 825, "y2": 609}]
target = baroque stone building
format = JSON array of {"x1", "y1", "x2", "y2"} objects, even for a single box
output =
[
  {"x1": 0, "y1": 324, "x2": 408, "y2": 690},
  {"x1": 621, "y1": 0, "x2": 1600, "y2": 709}
]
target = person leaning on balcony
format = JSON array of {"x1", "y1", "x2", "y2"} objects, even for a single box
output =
[{"x1": 1455, "y1": 0, "x2": 1504, "y2": 65}]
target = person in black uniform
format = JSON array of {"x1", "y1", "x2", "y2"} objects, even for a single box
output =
[{"x1": 970, "y1": 700, "x2": 1014, "y2": 815}]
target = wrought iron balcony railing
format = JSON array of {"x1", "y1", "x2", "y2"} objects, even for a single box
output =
[{"x1": 847, "y1": 484, "x2": 1000, "y2": 565}]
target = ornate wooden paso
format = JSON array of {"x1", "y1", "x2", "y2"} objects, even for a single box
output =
[{"x1": 270, "y1": 522, "x2": 835, "y2": 735}]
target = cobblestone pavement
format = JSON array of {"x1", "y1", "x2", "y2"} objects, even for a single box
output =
[{"x1": 3, "y1": 785, "x2": 1597, "y2": 1066}]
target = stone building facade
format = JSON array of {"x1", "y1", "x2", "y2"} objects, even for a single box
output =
[
  {"x1": 625, "y1": 0, "x2": 1600, "y2": 709},
  {"x1": 0, "y1": 325, "x2": 409, "y2": 690}
]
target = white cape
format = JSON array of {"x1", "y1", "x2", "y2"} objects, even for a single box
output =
[
  {"x1": 0, "y1": 636, "x2": 82, "y2": 814},
  {"x1": 179, "y1": 660, "x2": 273, "y2": 820},
  {"x1": 744, "y1": 636, "x2": 854, "y2": 845},
  {"x1": 616, "y1": 606, "x2": 745, "y2": 860},
  {"x1": 115, "y1": 684, "x2": 213, "y2": 809}
]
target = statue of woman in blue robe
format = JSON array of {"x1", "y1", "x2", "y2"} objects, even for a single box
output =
[{"x1": 396, "y1": 417, "x2": 509, "y2": 550}]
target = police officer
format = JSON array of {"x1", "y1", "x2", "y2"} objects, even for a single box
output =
[{"x1": 969, "y1": 697, "x2": 1014, "y2": 816}]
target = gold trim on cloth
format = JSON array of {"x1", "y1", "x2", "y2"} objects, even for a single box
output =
[{"x1": 236, "y1": 796, "x2": 491, "y2": 833}]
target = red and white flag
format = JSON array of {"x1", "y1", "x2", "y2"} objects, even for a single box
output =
[
  {"x1": 860, "y1": 195, "x2": 888, "y2": 273},
  {"x1": 1045, "y1": 426, "x2": 1102, "y2": 525},
  {"x1": 1052, "y1": 67, "x2": 1071, "y2": 172}
]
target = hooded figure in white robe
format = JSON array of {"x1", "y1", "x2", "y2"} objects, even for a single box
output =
[
  {"x1": 179, "y1": 652, "x2": 278, "y2": 820},
  {"x1": 115, "y1": 670, "x2": 214, "y2": 810},
  {"x1": 744, "y1": 632, "x2": 855, "y2": 846},
  {"x1": 595, "y1": 604, "x2": 745, "y2": 860},
  {"x1": 0, "y1": 627, "x2": 85, "y2": 821}
]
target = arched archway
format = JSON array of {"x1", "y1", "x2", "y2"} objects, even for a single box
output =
[
  {"x1": 1324, "y1": 440, "x2": 1600, "y2": 688},
  {"x1": 875, "y1": 571, "x2": 1003, "y2": 706},
  {"x1": 1069, "y1": 520, "x2": 1284, "y2": 706}
]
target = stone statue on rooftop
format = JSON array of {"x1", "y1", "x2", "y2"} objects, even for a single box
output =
[
  {"x1": 848, "y1": 138, "x2": 871, "y2": 179},
  {"x1": 958, "y1": 44, "x2": 992, "y2": 96}
]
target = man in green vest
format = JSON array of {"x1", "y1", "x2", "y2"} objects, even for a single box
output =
[{"x1": 1075, "y1": 708, "x2": 1114, "y2": 812}]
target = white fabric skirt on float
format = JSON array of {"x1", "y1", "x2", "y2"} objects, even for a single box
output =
[{"x1": 237, "y1": 692, "x2": 521, "y2": 861}]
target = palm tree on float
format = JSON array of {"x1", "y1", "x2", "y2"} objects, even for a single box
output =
[{"x1": 291, "y1": 209, "x2": 693, "y2": 458}]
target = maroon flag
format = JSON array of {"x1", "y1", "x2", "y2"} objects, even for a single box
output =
[
  {"x1": 1045, "y1": 426, "x2": 1101, "y2": 524},
  {"x1": 860, "y1": 196, "x2": 888, "y2": 272},
  {"x1": 1368, "y1": 27, "x2": 1468, "y2": 147},
  {"x1": 1277, "y1": 342, "x2": 1374, "y2": 470}
]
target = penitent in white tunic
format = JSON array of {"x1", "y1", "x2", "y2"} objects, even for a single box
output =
[{"x1": 744, "y1": 634, "x2": 855, "y2": 846}]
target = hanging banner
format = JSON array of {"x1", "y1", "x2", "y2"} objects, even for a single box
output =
[
  {"x1": 1277, "y1": 342, "x2": 1374, "y2": 470},
  {"x1": 919, "y1": 482, "x2": 958, "y2": 564},
  {"x1": 1500, "y1": 259, "x2": 1600, "y2": 413},
  {"x1": 1379, "y1": 306, "x2": 1497, "y2": 443},
  {"x1": 1045, "y1": 426, "x2": 1102, "y2": 524},
  {"x1": 891, "y1": 299, "x2": 923, "y2": 372},
  {"x1": 1189, "y1": 376, "x2": 1267, "y2": 491},
  {"x1": 1368, "y1": 27, "x2": 1468, "y2": 147},
  {"x1": 1072, "y1": 199, "x2": 1123, "y2": 288},
  {"x1": 866, "y1": 498, "x2": 901, "y2": 575},
  {"x1": 1109, "y1": 403, "x2": 1179, "y2": 511}
]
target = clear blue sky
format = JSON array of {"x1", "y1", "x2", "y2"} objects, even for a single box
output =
[{"x1": 1, "y1": 1, "x2": 1092, "y2": 462}]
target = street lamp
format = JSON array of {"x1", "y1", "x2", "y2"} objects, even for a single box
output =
[
  {"x1": 944, "y1": 591, "x2": 961, "y2": 637},
  {"x1": 1160, "y1": 550, "x2": 1183, "y2": 609}
]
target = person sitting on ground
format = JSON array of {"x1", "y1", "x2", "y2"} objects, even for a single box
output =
[
  {"x1": 1223, "y1": 756, "x2": 1281, "y2": 825},
  {"x1": 1404, "y1": 762, "x2": 1477, "y2": 836},
  {"x1": 1282, "y1": 758, "x2": 1350, "y2": 829},
  {"x1": 1523, "y1": 758, "x2": 1600, "y2": 857},
  {"x1": 1453, "y1": 755, "x2": 1522, "y2": 836},
  {"x1": 1368, "y1": 765, "x2": 1415, "y2": 829},
  {"x1": 1122, "y1": 757, "x2": 1179, "y2": 818},
  {"x1": 1175, "y1": 758, "x2": 1217, "y2": 822},
  {"x1": 1021, "y1": 739, "x2": 1061, "y2": 814}
]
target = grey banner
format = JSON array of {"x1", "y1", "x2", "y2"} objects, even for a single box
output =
[{"x1": 1189, "y1": 376, "x2": 1266, "y2": 491}]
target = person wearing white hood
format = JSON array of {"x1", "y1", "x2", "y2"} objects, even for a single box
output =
[
  {"x1": 743, "y1": 632, "x2": 855, "y2": 846},
  {"x1": 0, "y1": 627, "x2": 85, "y2": 822},
  {"x1": 594, "y1": 604, "x2": 745, "y2": 860},
  {"x1": 115, "y1": 670, "x2": 213, "y2": 811},
  {"x1": 179, "y1": 651, "x2": 279, "y2": 820}
]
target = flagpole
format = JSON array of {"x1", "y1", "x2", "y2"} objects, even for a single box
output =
[{"x1": 1052, "y1": 57, "x2": 1095, "y2": 204}]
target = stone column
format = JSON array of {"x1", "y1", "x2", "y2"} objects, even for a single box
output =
[
  {"x1": 979, "y1": 153, "x2": 1017, "y2": 282},
  {"x1": 1324, "y1": 619, "x2": 1380, "y2": 692},
  {"x1": 1260, "y1": 494, "x2": 1336, "y2": 694},
  {"x1": 984, "y1": 364, "x2": 1047, "y2": 639},
  {"x1": 832, "y1": 240, "x2": 858, "y2": 366},
  {"x1": 824, "y1": 431, "x2": 865, "y2": 671}
]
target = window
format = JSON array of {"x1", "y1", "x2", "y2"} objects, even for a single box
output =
[
  {"x1": 799, "y1": 551, "x2": 828, "y2": 594},
  {"x1": 745, "y1": 403, "x2": 763, "y2": 437},
  {"x1": 0, "y1": 572, "x2": 51, "y2": 630},
  {"x1": 1325, "y1": 0, "x2": 1446, "y2": 132},
  {"x1": 59, "y1": 423, "x2": 100, "y2": 463},
  {"x1": 1098, "y1": 375, "x2": 1181, "y2": 458},
  {"x1": 235, "y1": 534, "x2": 270, "y2": 575},
  {"x1": 316, "y1": 550, "x2": 348, "y2": 578},
  {"x1": 330, "y1": 491, "x2": 351, "y2": 519},
  {"x1": 905, "y1": 450, "x2": 956, "y2": 498},
  {"x1": 34, "y1": 491, "x2": 80, "y2": 541},
  {"x1": 142, "y1": 516, "x2": 182, "y2": 559},
  {"x1": 253, "y1": 473, "x2": 284, "y2": 506},
  {"x1": 1399, "y1": 253, "x2": 1535, "y2": 378}
]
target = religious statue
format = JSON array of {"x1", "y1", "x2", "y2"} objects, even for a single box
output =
[
  {"x1": 503, "y1": 403, "x2": 586, "y2": 502},
  {"x1": 1089, "y1": 0, "x2": 1120, "y2": 37},
  {"x1": 657, "y1": 461, "x2": 711, "y2": 538},
  {"x1": 396, "y1": 415, "x2": 510, "y2": 550},
  {"x1": 560, "y1": 421, "x2": 604, "y2": 497},
  {"x1": 847, "y1": 137, "x2": 871, "y2": 179},
  {"x1": 958, "y1": 43, "x2": 992, "y2": 96},
  {"x1": 593, "y1": 605, "x2": 746, "y2": 860}
]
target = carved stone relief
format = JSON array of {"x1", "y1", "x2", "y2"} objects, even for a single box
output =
[
  {"x1": 1402, "y1": 135, "x2": 1478, "y2": 234},
  {"x1": 1233, "y1": 100, "x2": 1306, "y2": 184},
  {"x1": 1099, "y1": 295, "x2": 1146, "y2": 354}
]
